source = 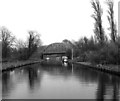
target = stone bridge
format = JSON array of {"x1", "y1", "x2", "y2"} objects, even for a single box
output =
[{"x1": 41, "y1": 42, "x2": 72, "y2": 60}]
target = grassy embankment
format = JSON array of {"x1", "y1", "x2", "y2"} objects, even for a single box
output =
[
  {"x1": 1, "y1": 47, "x2": 45, "y2": 72},
  {"x1": 74, "y1": 61, "x2": 120, "y2": 76},
  {"x1": 1, "y1": 60, "x2": 41, "y2": 72}
]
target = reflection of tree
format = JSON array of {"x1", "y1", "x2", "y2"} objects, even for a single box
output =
[
  {"x1": 111, "y1": 77, "x2": 120, "y2": 101},
  {"x1": 96, "y1": 74, "x2": 120, "y2": 100},
  {"x1": 25, "y1": 65, "x2": 42, "y2": 91},
  {"x1": 96, "y1": 74, "x2": 107, "y2": 100},
  {"x1": 72, "y1": 64, "x2": 100, "y2": 83},
  {"x1": 2, "y1": 72, "x2": 11, "y2": 97},
  {"x1": 28, "y1": 68, "x2": 38, "y2": 89},
  {"x1": 70, "y1": 64, "x2": 120, "y2": 100}
]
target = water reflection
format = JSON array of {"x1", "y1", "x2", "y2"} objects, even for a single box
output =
[
  {"x1": 2, "y1": 72, "x2": 13, "y2": 97},
  {"x1": 2, "y1": 65, "x2": 43, "y2": 98},
  {"x1": 2, "y1": 64, "x2": 120, "y2": 99},
  {"x1": 73, "y1": 65, "x2": 120, "y2": 100},
  {"x1": 96, "y1": 74, "x2": 120, "y2": 100},
  {"x1": 24, "y1": 66, "x2": 42, "y2": 91}
]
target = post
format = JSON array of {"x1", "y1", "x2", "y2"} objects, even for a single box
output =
[
  {"x1": 118, "y1": 1, "x2": 120, "y2": 35},
  {"x1": 72, "y1": 48, "x2": 73, "y2": 60},
  {"x1": 118, "y1": 2, "x2": 120, "y2": 65}
]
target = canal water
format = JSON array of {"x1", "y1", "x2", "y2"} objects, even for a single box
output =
[{"x1": 2, "y1": 63, "x2": 120, "y2": 99}]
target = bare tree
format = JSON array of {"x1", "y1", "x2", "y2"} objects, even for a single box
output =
[
  {"x1": 106, "y1": 0, "x2": 117, "y2": 42},
  {"x1": 0, "y1": 26, "x2": 15, "y2": 58},
  {"x1": 16, "y1": 39, "x2": 27, "y2": 49},
  {"x1": 14, "y1": 39, "x2": 27, "y2": 60},
  {"x1": 12, "y1": 31, "x2": 42, "y2": 60},
  {"x1": 91, "y1": 0, "x2": 105, "y2": 46},
  {"x1": 27, "y1": 31, "x2": 42, "y2": 58}
]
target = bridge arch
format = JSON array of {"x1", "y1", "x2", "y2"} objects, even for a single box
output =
[{"x1": 41, "y1": 42, "x2": 72, "y2": 60}]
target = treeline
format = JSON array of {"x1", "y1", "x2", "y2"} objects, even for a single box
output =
[
  {"x1": 73, "y1": 35, "x2": 120, "y2": 64},
  {"x1": 0, "y1": 27, "x2": 42, "y2": 61},
  {"x1": 0, "y1": 0, "x2": 119, "y2": 65},
  {"x1": 72, "y1": 0, "x2": 120, "y2": 65}
]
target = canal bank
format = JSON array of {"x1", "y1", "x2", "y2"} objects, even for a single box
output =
[
  {"x1": 74, "y1": 62, "x2": 120, "y2": 76},
  {"x1": 1, "y1": 60, "x2": 42, "y2": 72},
  {"x1": 1, "y1": 59, "x2": 120, "y2": 77},
  {"x1": 1, "y1": 59, "x2": 69, "y2": 72}
]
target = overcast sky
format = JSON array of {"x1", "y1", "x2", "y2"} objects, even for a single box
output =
[{"x1": 0, "y1": 0, "x2": 119, "y2": 45}]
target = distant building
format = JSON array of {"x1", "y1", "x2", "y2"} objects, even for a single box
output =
[{"x1": 41, "y1": 42, "x2": 72, "y2": 61}]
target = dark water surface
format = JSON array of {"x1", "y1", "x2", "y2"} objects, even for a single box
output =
[{"x1": 2, "y1": 63, "x2": 120, "y2": 99}]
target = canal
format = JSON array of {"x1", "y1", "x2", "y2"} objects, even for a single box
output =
[{"x1": 2, "y1": 63, "x2": 120, "y2": 99}]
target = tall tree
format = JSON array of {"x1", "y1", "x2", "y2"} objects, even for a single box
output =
[
  {"x1": 91, "y1": 0, "x2": 105, "y2": 46},
  {"x1": 0, "y1": 27, "x2": 15, "y2": 58},
  {"x1": 15, "y1": 39, "x2": 28, "y2": 60},
  {"x1": 27, "y1": 31, "x2": 42, "y2": 58},
  {"x1": 106, "y1": 0, "x2": 117, "y2": 42}
]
